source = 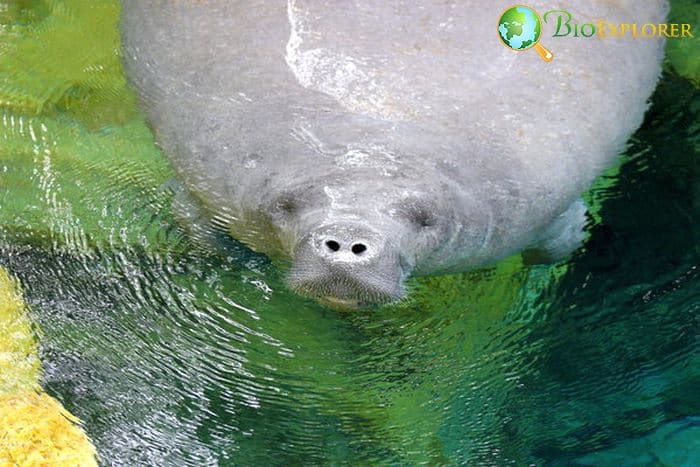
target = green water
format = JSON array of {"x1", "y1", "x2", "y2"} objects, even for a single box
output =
[{"x1": 0, "y1": 1, "x2": 698, "y2": 465}]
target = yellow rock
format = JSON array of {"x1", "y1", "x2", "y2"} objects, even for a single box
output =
[
  {"x1": 0, "y1": 268, "x2": 98, "y2": 466},
  {"x1": 0, "y1": 268, "x2": 41, "y2": 395},
  {"x1": 0, "y1": 392, "x2": 97, "y2": 467}
]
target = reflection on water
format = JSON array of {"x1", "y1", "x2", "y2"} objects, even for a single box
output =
[{"x1": 1, "y1": 1, "x2": 698, "y2": 465}]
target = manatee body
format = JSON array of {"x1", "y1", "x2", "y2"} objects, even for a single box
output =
[{"x1": 121, "y1": 1, "x2": 666, "y2": 306}]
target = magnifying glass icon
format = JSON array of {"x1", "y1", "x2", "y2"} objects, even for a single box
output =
[{"x1": 498, "y1": 5, "x2": 553, "y2": 62}]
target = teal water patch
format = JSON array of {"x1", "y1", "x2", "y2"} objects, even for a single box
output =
[{"x1": 574, "y1": 417, "x2": 700, "y2": 466}]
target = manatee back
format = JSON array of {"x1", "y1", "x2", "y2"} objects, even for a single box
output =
[{"x1": 121, "y1": 0, "x2": 667, "y2": 251}]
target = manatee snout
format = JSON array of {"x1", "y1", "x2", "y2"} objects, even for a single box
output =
[{"x1": 288, "y1": 221, "x2": 408, "y2": 308}]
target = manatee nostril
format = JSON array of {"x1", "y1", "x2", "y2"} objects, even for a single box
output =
[
  {"x1": 325, "y1": 240, "x2": 341, "y2": 252},
  {"x1": 351, "y1": 243, "x2": 367, "y2": 255}
]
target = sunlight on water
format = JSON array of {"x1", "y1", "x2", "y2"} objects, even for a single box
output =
[{"x1": 0, "y1": 1, "x2": 698, "y2": 465}]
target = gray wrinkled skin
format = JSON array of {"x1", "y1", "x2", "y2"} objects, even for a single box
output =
[{"x1": 121, "y1": 0, "x2": 666, "y2": 306}]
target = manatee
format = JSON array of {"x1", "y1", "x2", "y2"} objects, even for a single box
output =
[{"x1": 120, "y1": 0, "x2": 667, "y2": 306}]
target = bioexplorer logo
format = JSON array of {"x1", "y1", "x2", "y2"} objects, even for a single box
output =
[
  {"x1": 498, "y1": 5, "x2": 554, "y2": 61},
  {"x1": 498, "y1": 4, "x2": 695, "y2": 62}
]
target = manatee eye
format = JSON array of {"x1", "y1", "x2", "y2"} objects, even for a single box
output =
[
  {"x1": 272, "y1": 187, "x2": 315, "y2": 219},
  {"x1": 277, "y1": 197, "x2": 297, "y2": 214},
  {"x1": 400, "y1": 198, "x2": 439, "y2": 229},
  {"x1": 412, "y1": 207, "x2": 437, "y2": 228},
  {"x1": 273, "y1": 194, "x2": 299, "y2": 218}
]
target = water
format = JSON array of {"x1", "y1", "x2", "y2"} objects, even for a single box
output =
[{"x1": 0, "y1": 1, "x2": 698, "y2": 465}]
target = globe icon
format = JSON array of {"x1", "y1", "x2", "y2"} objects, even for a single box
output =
[{"x1": 497, "y1": 5, "x2": 553, "y2": 61}]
